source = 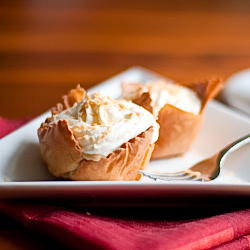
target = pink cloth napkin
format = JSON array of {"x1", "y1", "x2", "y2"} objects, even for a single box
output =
[
  {"x1": 0, "y1": 116, "x2": 31, "y2": 139},
  {"x1": 1, "y1": 117, "x2": 250, "y2": 250}
]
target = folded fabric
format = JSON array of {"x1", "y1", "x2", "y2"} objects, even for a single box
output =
[
  {"x1": 0, "y1": 116, "x2": 31, "y2": 139},
  {"x1": 1, "y1": 117, "x2": 250, "y2": 250},
  {"x1": 1, "y1": 201, "x2": 250, "y2": 250}
]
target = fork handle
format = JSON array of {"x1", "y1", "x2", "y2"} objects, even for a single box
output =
[{"x1": 219, "y1": 133, "x2": 250, "y2": 165}]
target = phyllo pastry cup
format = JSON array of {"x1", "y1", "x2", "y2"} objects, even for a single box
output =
[
  {"x1": 122, "y1": 78, "x2": 223, "y2": 159},
  {"x1": 38, "y1": 86, "x2": 159, "y2": 181}
]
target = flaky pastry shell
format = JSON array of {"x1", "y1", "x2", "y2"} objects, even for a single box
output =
[
  {"x1": 38, "y1": 86, "x2": 154, "y2": 181},
  {"x1": 122, "y1": 78, "x2": 223, "y2": 159}
]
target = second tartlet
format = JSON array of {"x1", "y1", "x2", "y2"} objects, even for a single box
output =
[{"x1": 122, "y1": 78, "x2": 223, "y2": 159}]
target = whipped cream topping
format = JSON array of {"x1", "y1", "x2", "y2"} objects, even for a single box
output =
[
  {"x1": 124, "y1": 80, "x2": 202, "y2": 116},
  {"x1": 51, "y1": 92, "x2": 159, "y2": 161}
]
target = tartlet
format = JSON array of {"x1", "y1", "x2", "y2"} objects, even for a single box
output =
[
  {"x1": 122, "y1": 78, "x2": 223, "y2": 159},
  {"x1": 38, "y1": 86, "x2": 159, "y2": 181}
]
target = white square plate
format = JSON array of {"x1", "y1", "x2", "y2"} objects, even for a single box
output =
[{"x1": 1, "y1": 66, "x2": 250, "y2": 206}]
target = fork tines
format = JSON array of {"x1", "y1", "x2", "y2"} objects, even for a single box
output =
[{"x1": 139, "y1": 170, "x2": 205, "y2": 181}]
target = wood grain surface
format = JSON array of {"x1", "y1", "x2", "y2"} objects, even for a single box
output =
[
  {"x1": 1, "y1": 0, "x2": 250, "y2": 249},
  {"x1": 1, "y1": 0, "x2": 250, "y2": 119}
]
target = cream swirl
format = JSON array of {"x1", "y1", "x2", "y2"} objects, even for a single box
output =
[
  {"x1": 51, "y1": 92, "x2": 159, "y2": 161},
  {"x1": 124, "y1": 80, "x2": 202, "y2": 116}
]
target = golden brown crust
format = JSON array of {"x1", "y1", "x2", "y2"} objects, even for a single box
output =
[
  {"x1": 51, "y1": 84, "x2": 86, "y2": 115},
  {"x1": 66, "y1": 128, "x2": 154, "y2": 181},
  {"x1": 38, "y1": 85, "x2": 154, "y2": 181},
  {"x1": 38, "y1": 121, "x2": 154, "y2": 180},
  {"x1": 38, "y1": 120, "x2": 83, "y2": 177},
  {"x1": 131, "y1": 92, "x2": 153, "y2": 114},
  {"x1": 183, "y1": 77, "x2": 223, "y2": 113},
  {"x1": 122, "y1": 78, "x2": 223, "y2": 159},
  {"x1": 152, "y1": 105, "x2": 203, "y2": 159}
]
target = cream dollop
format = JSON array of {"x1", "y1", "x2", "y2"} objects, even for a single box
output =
[
  {"x1": 124, "y1": 80, "x2": 202, "y2": 116},
  {"x1": 51, "y1": 92, "x2": 159, "y2": 161}
]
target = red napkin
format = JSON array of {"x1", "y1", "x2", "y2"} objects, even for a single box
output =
[
  {"x1": 1, "y1": 117, "x2": 250, "y2": 250},
  {"x1": 0, "y1": 116, "x2": 31, "y2": 139}
]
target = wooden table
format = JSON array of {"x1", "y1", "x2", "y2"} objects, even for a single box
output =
[{"x1": 1, "y1": 0, "x2": 250, "y2": 249}]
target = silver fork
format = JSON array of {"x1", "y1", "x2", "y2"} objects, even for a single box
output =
[{"x1": 139, "y1": 133, "x2": 250, "y2": 182}]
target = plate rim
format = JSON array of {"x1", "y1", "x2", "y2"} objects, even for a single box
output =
[{"x1": 1, "y1": 66, "x2": 250, "y2": 204}]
